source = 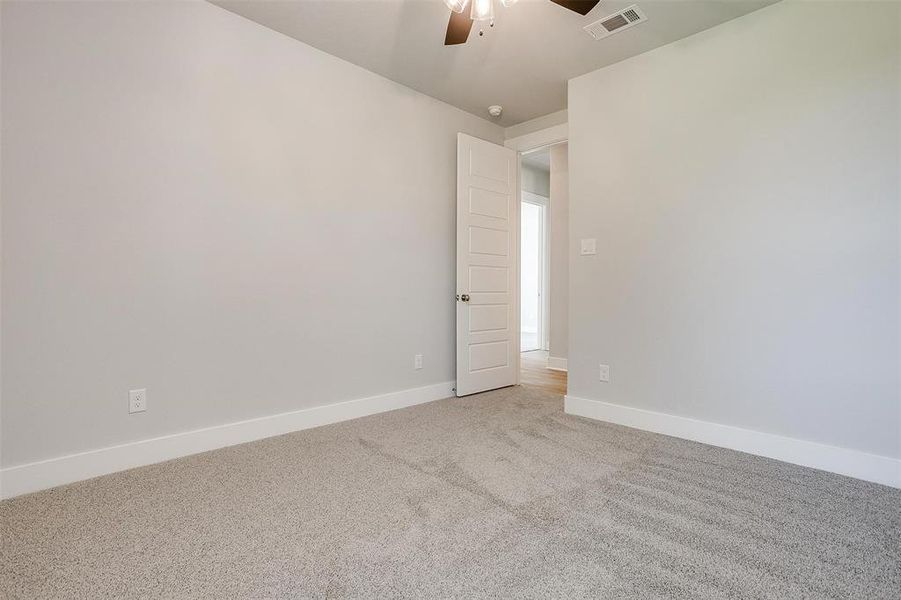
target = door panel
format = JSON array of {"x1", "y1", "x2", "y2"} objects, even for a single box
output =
[
  {"x1": 469, "y1": 266, "x2": 507, "y2": 292},
  {"x1": 456, "y1": 133, "x2": 517, "y2": 397},
  {"x1": 469, "y1": 227, "x2": 508, "y2": 256},
  {"x1": 470, "y1": 146, "x2": 510, "y2": 182},
  {"x1": 469, "y1": 341, "x2": 509, "y2": 371},
  {"x1": 469, "y1": 189, "x2": 507, "y2": 219},
  {"x1": 469, "y1": 305, "x2": 508, "y2": 332}
]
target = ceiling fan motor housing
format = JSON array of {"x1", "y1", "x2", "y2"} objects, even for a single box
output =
[{"x1": 444, "y1": 0, "x2": 601, "y2": 46}]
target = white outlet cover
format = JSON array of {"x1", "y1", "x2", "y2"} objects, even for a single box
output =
[
  {"x1": 599, "y1": 364, "x2": 610, "y2": 382},
  {"x1": 129, "y1": 388, "x2": 147, "y2": 413},
  {"x1": 414, "y1": 354, "x2": 423, "y2": 370},
  {"x1": 580, "y1": 238, "x2": 597, "y2": 255}
]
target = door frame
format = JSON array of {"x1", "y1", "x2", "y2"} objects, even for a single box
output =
[
  {"x1": 505, "y1": 124, "x2": 568, "y2": 382},
  {"x1": 520, "y1": 191, "x2": 549, "y2": 352}
]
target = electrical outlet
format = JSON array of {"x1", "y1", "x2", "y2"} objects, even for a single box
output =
[
  {"x1": 580, "y1": 238, "x2": 597, "y2": 256},
  {"x1": 599, "y1": 364, "x2": 610, "y2": 382},
  {"x1": 414, "y1": 354, "x2": 423, "y2": 370},
  {"x1": 129, "y1": 388, "x2": 147, "y2": 413}
]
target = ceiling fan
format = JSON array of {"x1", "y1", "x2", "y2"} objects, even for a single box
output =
[{"x1": 444, "y1": 0, "x2": 600, "y2": 45}]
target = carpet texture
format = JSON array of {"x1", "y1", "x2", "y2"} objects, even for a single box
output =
[{"x1": 2, "y1": 385, "x2": 899, "y2": 599}]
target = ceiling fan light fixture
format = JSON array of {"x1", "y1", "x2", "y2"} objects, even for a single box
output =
[
  {"x1": 445, "y1": 0, "x2": 600, "y2": 46},
  {"x1": 443, "y1": 0, "x2": 468, "y2": 13},
  {"x1": 470, "y1": 0, "x2": 495, "y2": 22}
]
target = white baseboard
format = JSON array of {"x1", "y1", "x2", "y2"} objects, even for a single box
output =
[
  {"x1": 546, "y1": 356, "x2": 568, "y2": 372},
  {"x1": 1, "y1": 381, "x2": 455, "y2": 500},
  {"x1": 564, "y1": 395, "x2": 901, "y2": 489}
]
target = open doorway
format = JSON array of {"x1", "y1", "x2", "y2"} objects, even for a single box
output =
[
  {"x1": 519, "y1": 144, "x2": 567, "y2": 395},
  {"x1": 520, "y1": 150, "x2": 549, "y2": 353}
]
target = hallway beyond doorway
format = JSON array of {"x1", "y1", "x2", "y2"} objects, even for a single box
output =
[
  {"x1": 520, "y1": 350, "x2": 566, "y2": 396},
  {"x1": 520, "y1": 331, "x2": 539, "y2": 352}
]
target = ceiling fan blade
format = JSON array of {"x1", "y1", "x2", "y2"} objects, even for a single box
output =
[
  {"x1": 548, "y1": 0, "x2": 600, "y2": 16},
  {"x1": 444, "y1": 9, "x2": 473, "y2": 45}
]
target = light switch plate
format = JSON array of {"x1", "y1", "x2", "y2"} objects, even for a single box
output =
[{"x1": 580, "y1": 238, "x2": 597, "y2": 255}]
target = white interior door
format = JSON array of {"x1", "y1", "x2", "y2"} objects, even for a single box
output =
[{"x1": 456, "y1": 133, "x2": 517, "y2": 397}]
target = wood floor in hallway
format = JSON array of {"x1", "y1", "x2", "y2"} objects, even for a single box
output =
[{"x1": 520, "y1": 350, "x2": 566, "y2": 396}]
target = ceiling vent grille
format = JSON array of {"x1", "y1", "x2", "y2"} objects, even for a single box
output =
[{"x1": 584, "y1": 5, "x2": 647, "y2": 40}]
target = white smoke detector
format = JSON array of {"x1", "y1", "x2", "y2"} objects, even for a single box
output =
[{"x1": 488, "y1": 105, "x2": 503, "y2": 118}]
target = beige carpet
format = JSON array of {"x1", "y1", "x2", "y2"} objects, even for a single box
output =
[{"x1": 2, "y1": 385, "x2": 899, "y2": 599}]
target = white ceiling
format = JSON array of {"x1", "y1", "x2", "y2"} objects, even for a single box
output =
[{"x1": 211, "y1": 0, "x2": 778, "y2": 126}]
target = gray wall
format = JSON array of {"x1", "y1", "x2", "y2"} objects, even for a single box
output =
[
  {"x1": 0, "y1": 0, "x2": 503, "y2": 467},
  {"x1": 548, "y1": 144, "x2": 568, "y2": 362},
  {"x1": 521, "y1": 163, "x2": 550, "y2": 197},
  {"x1": 568, "y1": 0, "x2": 900, "y2": 458}
]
